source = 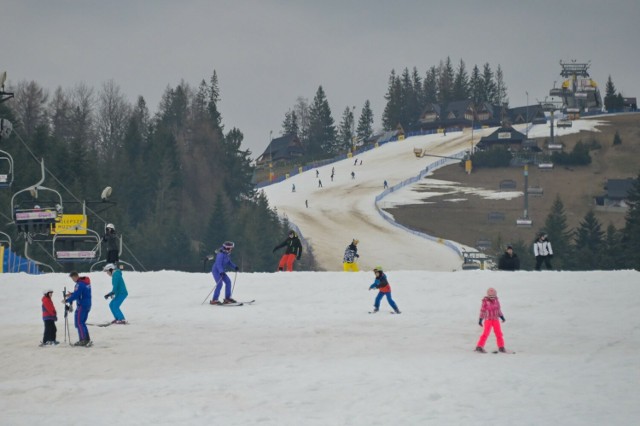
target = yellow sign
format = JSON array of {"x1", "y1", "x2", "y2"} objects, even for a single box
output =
[{"x1": 52, "y1": 214, "x2": 88, "y2": 235}]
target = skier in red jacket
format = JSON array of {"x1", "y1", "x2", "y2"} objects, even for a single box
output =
[{"x1": 41, "y1": 290, "x2": 58, "y2": 346}]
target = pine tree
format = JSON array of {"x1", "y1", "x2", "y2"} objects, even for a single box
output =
[
  {"x1": 422, "y1": 66, "x2": 438, "y2": 105},
  {"x1": 282, "y1": 109, "x2": 299, "y2": 136},
  {"x1": 573, "y1": 210, "x2": 604, "y2": 270},
  {"x1": 356, "y1": 100, "x2": 374, "y2": 143},
  {"x1": 437, "y1": 57, "x2": 455, "y2": 104},
  {"x1": 621, "y1": 172, "x2": 640, "y2": 269},
  {"x1": 601, "y1": 223, "x2": 622, "y2": 270},
  {"x1": 336, "y1": 106, "x2": 355, "y2": 153},
  {"x1": 543, "y1": 195, "x2": 573, "y2": 270},
  {"x1": 494, "y1": 65, "x2": 508, "y2": 106},
  {"x1": 307, "y1": 85, "x2": 336, "y2": 158},
  {"x1": 208, "y1": 70, "x2": 223, "y2": 130},
  {"x1": 469, "y1": 65, "x2": 483, "y2": 104},
  {"x1": 481, "y1": 63, "x2": 496, "y2": 105},
  {"x1": 382, "y1": 70, "x2": 402, "y2": 131},
  {"x1": 452, "y1": 59, "x2": 470, "y2": 101},
  {"x1": 604, "y1": 75, "x2": 617, "y2": 111}
]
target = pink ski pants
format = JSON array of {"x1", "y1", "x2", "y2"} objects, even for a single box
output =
[{"x1": 476, "y1": 319, "x2": 504, "y2": 348}]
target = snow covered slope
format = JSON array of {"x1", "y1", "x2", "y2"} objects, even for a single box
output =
[{"x1": 1, "y1": 270, "x2": 638, "y2": 425}]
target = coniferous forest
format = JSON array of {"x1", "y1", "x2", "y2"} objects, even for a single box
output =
[{"x1": 0, "y1": 72, "x2": 293, "y2": 272}]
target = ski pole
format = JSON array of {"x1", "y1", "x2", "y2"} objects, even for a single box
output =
[{"x1": 231, "y1": 271, "x2": 238, "y2": 297}]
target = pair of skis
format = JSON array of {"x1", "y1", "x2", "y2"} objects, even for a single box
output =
[
  {"x1": 87, "y1": 321, "x2": 129, "y2": 328},
  {"x1": 211, "y1": 300, "x2": 255, "y2": 307}
]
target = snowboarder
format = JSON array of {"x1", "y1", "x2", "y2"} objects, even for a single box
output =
[
  {"x1": 210, "y1": 241, "x2": 239, "y2": 305},
  {"x1": 65, "y1": 271, "x2": 92, "y2": 346},
  {"x1": 273, "y1": 230, "x2": 302, "y2": 272},
  {"x1": 498, "y1": 245, "x2": 520, "y2": 271},
  {"x1": 103, "y1": 263, "x2": 128, "y2": 324},
  {"x1": 475, "y1": 288, "x2": 508, "y2": 353},
  {"x1": 343, "y1": 239, "x2": 360, "y2": 272},
  {"x1": 534, "y1": 233, "x2": 553, "y2": 271},
  {"x1": 103, "y1": 223, "x2": 119, "y2": 264},
  {"x1": 369, "y1": 266, "x2": 400, "y2": 313},
  {"x1": 41, "y1": 289, "x2": 58, "y2": 346}
]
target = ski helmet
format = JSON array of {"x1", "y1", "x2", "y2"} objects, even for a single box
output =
[
  {"x1": 103, "y1": 263, "x2": 116, "y2": 272},
  {"x1": 222, "y1": 241, "x2": 235, "y2": 251},
  {"x1": 373, "y1": 266, "x2": 383, "y2": 273},
  {"x1": 106, "y1": 223, "x2": 115, "y2": 230},
  {"x1": 487, "y1": 288, "x2": 497, "y2": 298},
  {"x1": 43, "y1": 289, "x2": 54, "y2": 295}
]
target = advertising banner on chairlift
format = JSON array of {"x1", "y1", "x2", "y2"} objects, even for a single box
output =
[{"x1": 52, "y1": 214, "x2": 87, "y2": 235}]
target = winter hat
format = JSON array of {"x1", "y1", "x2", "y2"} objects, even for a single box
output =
[
  {"x1": 506, "y1": 245, "x2": 513, "y2": 250},
  {"x1": 222, "y1": 241, "x2": 235, "y2": 251},
  {"x1": 486, "y1": 287, "x2": 497, "y2": 298},
  {"x1": 103, "y1": 263, "x2": 116, "y2": 272}
]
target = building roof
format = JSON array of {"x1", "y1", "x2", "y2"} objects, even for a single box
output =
[
  {"x1": 479, "y1": 126, "x2": 527, "y2": 144},
  {"x1": 257, "y1": 134, "x2": 303, "y2": 163},
  {"x1": 605, "y1": 178, "x2": 635, "y2": 199}
]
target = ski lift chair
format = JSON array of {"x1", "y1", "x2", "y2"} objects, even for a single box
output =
[
  {"x1": 0, "y1": 149, "x2": 13, "y2": 188},
  {"x1": 53, "y1": 229, "x2": 101, "y2": 263},
  {"x1": 11, "y1": 160, "x2": 63, "y2": 234}
]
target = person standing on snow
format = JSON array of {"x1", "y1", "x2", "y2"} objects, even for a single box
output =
[
  {"x1": 41, "y1": 290, "x2": 58, "y2": 346},
  {"x1": 475, "y1": 288, "x2": 509, "y2": 353},
  {"x1": 65, "y1": 271, "x2": 92, "y2": 346},
  {"x1": 534, "y1": 233, "x2": 553, "y2": 271},
  {"x1": 369, "y1": 266, "x2": 400, "y2": 314},
  {"x1": 103, "y1": 223, "x2": 119, "y2": 264},
  {"x1": 210, "y1": 241, "x2": 239, "y2": 305},
  {"x1": 498, "y1": 245, "x2": 520, "y2": 271},
  {"x1": 343, "y1": 239, "x2": 360, "y2": 272},
  {"x1": 273, "y1": 230, "x2": 302, "y2": 272},
  {"x1": 103, "y1": 263, "x2": 128, "y2": 324}
]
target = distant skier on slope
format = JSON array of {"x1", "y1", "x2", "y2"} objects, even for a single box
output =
[
  {"x1": 343, "y1": 239, "x2": 360, "y2": 272},
  {"x1": 273, "y1": 230, "x2": 302, "y2": 272},
  {"x1": 369, "y1": 266, "x2": 400, "y2": 314},
  {"x1": 210, "y1": 241, "x2": 239, "y2": 305},
  {"x1": 475, "y1": 288, "x2": 510, "y2": 353}
]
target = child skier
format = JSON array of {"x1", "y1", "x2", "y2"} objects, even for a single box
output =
[
  {"x1": 343, "y1": 239, "x2": 360, "y2": 272},
  {"x1": 41, "y1": 290, "x2": 58, "y2": 346},
  {"x1": 475, "y1": 287, "x2": 509, "y2": 353},
  {"x1": 210, "y1": 241, "x2": 239, "y2": 305},
  {"x1": 369, "y1": 266, "x2": 401, "y2": 314}
]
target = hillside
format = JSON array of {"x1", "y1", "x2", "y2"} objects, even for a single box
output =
[{"x1": 386, "y1": 113, "x2": 640, "y2": 253}]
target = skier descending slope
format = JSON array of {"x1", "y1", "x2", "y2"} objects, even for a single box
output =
[
  {"x1": 475, "y1": 288, "x2": 512, "y2": 353},
  {"x1": 210, "y1": 241, "x2": 239, "y2": 305},
  {"x1": 368, "y1": 266, "x2": 401, "y2": 314}
]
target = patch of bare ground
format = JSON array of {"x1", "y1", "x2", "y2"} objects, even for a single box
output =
[{"x1": 386, "y1": 113, "x2": 640, "y2": 249}]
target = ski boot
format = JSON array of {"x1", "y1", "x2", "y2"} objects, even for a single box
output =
[
  {"x1": 394, "y1": 308, "x2": 401, "y2": 314},
  {"x1": 210, "y1": 300, "x2": 222, "y2": 305},
  {"x1": 223, "y1": 298, "x2": 237, "y2": 304},
  {"x1": 498, "y1": 347, "x2": 508, "y2": 353},
  {"x1": 475, "y1": 346, "x2": 487, "y2": 353}
]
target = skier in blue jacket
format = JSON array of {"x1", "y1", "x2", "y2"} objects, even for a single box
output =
[
  {"x1": 65, "y1": 271, "x2": 92, "y2": 346},
  {"x1": 103, "y1": 263, "x2": 128, "y2": 324},
  {"x1": 210, "y1": 241, "x2": 239, "y2": 305}
]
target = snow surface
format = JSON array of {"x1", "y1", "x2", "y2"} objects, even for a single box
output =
[
  {"x1": 1, "y1": 270, "x2": 638, "y2": 425},
  {"x1": 2, "y1": 117, "x2": 633, "y2": 426}
]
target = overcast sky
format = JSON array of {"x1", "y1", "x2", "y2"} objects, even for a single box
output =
[{"x1": 4, "y1": 0, "x2": 639, "y2": 158}]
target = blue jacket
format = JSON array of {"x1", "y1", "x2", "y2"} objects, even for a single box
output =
[
  {"x1": 66, "y1": 277, "x2": 92, "y2": 308},
  {"x1": 110, "y1": 269, "x2": 128, "y2": 297},
  {"x1": 212, "y1": 249, "x2": 238, "y2": 276}
]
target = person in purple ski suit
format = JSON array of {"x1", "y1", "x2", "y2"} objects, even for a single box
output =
[{"x1": 210, "y1": 241, "x2": 239, "y2": 305}]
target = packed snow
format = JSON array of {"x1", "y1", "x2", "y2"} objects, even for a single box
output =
[
  {"x1": 2, "y1": 117, "x2": 635, "y2": 426},
  {"x1": 1, "y1": 270, "x2": 638, "y2": 425}
]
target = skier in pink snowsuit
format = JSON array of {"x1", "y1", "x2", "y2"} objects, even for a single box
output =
[{"x1": 475, "y1": 288, "x2": 509, "y2": 353}]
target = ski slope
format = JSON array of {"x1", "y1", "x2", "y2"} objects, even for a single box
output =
[
  {"x1": 1, "y1": 270, "x2": 638, "y2": 425},
  {"x1": 261, "y1": 118, "x2": 603, "y2": 272},
  {"x1": 262, "y1": 129, "x2": 494, "y2": 271}
]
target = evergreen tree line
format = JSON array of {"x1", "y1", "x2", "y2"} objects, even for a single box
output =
[
  {"x1": 281, "y1": 89, "x2": 375, "y2": 161},
  {"x1": 382, "y1": 58, "x2": 509, "y2": 131},
  {"x1": 604, "y1": 75, "x2": 627, "y2": 112},
  {"x1": 504, "y1": 186, "x2": 640, "y2": 271},
  {"x1": 0, "y1": 72, "x2": 291, "y2": 272}
]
